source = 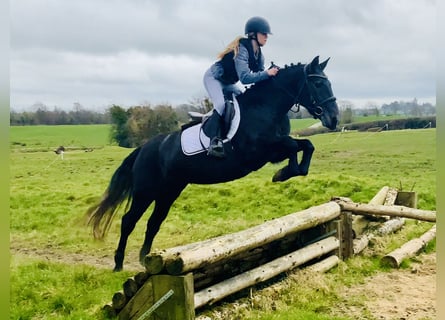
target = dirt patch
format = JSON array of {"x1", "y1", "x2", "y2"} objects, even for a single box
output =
[
  {"x1": 333, "y1": 252, "x2": 436, "y2": 320},
  {"x1": 10, "y1": 242, "x2": 144, "y2": 272}
]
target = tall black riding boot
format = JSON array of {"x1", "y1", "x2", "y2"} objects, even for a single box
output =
[
  {"x1": 206, "y1": 110, "x2": 225, "y2": 158},
  {"x1": 222, "y1": 99, "x2": 235, "y2": 138}
]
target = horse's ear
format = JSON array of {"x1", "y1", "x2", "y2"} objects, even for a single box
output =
[
  {"x1": 320, "y1": 57, "x2": 330, "y2": 71},
  {"x1": 311, "y1": 56, "x2": 320, "y2": 69}
]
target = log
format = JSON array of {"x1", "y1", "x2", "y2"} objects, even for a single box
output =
[
  {"x1": 146, "y1": 226, "x2": 303, "y2": 279},
  {"x1": 351, "y1": 188, "x2": 406, "y2": 255},
  {"x1": 133, "y1": 271, "x2": 149, "y2": 287},
  {"x1": 353, "y1": 218, "x2": 406, "y2": 254},
  {"x1": 112, "y1": 291, "x2": 127, "y2": 310},
  {"x1": 118, "y1": 278, "x2": 154, "y2": 320},
  {"x1": 164, "y1": 202, "x2": 341, "y2": 275},
  {"x1": 191, "y1": 226, "x2": 332, "y2": 291},
  {"x1": 337, "y1": 201, "x2": 436, "y2": 222},
  {"x1": 347, "y1": 186, "x2": 390, "y2": 237},
  {"x1": 194, "y1": 236, "x2": 339, "y2": 309},
  {"x1": 381, "y1": 224, "x2": 436, "y2": 268},
  {"x1": 144, "y1": 226, "x2": 258, "y2": 275},
  {"x1": 144, "y1": 225, "x2": 244, "y2": 274},
  {"x1": 123, "y1": 278, "x2": 138, "y2": 299},
  {"x1": 352, "y1": 235, "x2": 371, "y2": 255},
  {"x1": 384, "y1": 188, "x2": 398, "y2": 206},
  {"x1": 306, "y1": 255, "x2": 339, "y2": 273},
  {"x1": 192, "y1": 231, "x2": 304, "y2": 291},
  {"x1": 144, "y1": 254, "x2": 166, "y2": 274},
  {"x1": 369, "y1": 186, "x2": 390, "y2": 205},
  {"x1": 376, "y1": 218, "x2": 405, "y2": 236},
  {"x1": 102, "y1": 304, "x2": 117, "y2": 318}
]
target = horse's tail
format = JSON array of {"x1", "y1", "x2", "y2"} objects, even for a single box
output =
[{"x1": 87, "y1": 147, "x2": 141, "y2": 239}]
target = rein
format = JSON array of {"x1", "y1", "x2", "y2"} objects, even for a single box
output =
[{"x1": 271, "y1": 65, "x2": 305, "y2": 113}]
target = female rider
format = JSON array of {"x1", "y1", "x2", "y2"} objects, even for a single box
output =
[{"x1": 203, "y1": 16, "x2": 279, "y2": 158}]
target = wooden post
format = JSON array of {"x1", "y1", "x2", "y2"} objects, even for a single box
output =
[
  {"x1": 395, "y1": 191, "x2": 417, "y2": 208},
  {"x1": 118, "y1": 281, "x2": 154, "y2": 320},
  {"x1": 150, "y1": 274, "x2": 195, "y2": 320},
  {"x1": 337, "y1": 212, "x2": 353, "y2": 259},
  {"x1": 118, "y1": 274, "x2": 194, "y2": 320}
]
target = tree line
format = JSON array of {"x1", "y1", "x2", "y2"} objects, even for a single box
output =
[
  {"x1": 10, "y1": 103, "x2": 110, "y2": 125},
  {"x1": 10, "y1": 98, "x2": 436, "y2": 147},
  {"x1": 338, "y1": 98, "x2": 435, "y2": 124}
]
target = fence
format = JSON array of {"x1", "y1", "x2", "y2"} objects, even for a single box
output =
[{"x1": 103, "y1": 186, "x2": 436, "y2": 320}]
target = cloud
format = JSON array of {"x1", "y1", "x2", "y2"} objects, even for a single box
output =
[{"x1": 10, "y1": 0, "x2": 436, "y2": 110}]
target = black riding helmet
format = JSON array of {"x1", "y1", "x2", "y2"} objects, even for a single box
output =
[{"x1": 244, "y1": 16, "x2": 272, "y2": 35}]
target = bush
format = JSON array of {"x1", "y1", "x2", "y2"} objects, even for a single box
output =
[{"x1": 109, "y1": 104, "x2": 179, "y2": 147}]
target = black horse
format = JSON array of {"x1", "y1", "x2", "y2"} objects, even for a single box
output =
[{"x1": 87, "y1": 56, "x2": 339, "y2": 271}]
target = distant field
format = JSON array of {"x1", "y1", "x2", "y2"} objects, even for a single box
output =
[
  {"x1": 8, "y1": 116, "x2": 407, "y2": 151},
  {"x1": 9, "y1": 125, "x2": 436, "y2": 319},
  {"x1": 289, "y1": 118, "x2": 319, "y2": 131},
  {"x1": 10, "y1": 124, "x2": 112, "y2": 151},
  {"x1": 350, "y1": 114, "x2": 407, "y2": 123},
  {"x1": 288, "y1": 115, "x2": 408, "y2": 132}
]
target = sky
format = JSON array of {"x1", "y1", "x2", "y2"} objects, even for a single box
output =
[{"x1": 10, "y1": 0, "x2": 436, "y2": 111}]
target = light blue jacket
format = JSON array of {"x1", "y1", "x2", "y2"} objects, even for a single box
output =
[
  {"x1": 234, "y1": 44, "x2": 269, "y2": 84},
  {"x1": 210, "y1": 42, "x2": 270, "y2": 86}
]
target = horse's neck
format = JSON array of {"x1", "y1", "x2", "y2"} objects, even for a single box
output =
[{"x1": 240, "y1": 83, "x2": 293, "y2": 116}]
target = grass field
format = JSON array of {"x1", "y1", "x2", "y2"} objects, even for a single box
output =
[
  {"x1": 9, "y1": 124, "x2": 436, "y2": 319},
  {"x1": 10, "y1": 124, "x2": 112, "y2": 152}
]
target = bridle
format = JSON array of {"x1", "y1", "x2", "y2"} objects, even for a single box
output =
[{"x1": 272, "y1": 63, "x2": 336, "y2": 117}]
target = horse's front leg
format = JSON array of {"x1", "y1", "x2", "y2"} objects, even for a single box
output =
[
  {"x1": 294, "y1": 138, "x2": 315, "y2": 175},
  {"x1": 272, "y1": 137, "x2": 314, "y2": 182}
]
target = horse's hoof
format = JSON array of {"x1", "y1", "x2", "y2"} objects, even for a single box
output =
[
  {"x1": 272, "y1": 169, "x2": 284, "y2": 182},
  {"x1": 113, "y1": 265, "x2": 123, "y2": 272}
]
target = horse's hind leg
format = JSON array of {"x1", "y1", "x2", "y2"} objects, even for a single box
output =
[
  {"x1": 139, "y1": 184, "x2": 186, "y2": 265},
  {"x1": 114, "y1": 192, "x2": 153, "y2": 272}
]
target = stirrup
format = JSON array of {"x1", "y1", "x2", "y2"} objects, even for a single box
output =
[{"x1": 207, "y1": 138, "x2": 225, "y2": 158}]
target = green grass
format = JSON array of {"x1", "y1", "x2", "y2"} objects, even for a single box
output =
[
  {"x1": 289, "y1": 118, "x2": 319, "y2": 131},
  {"x1": 9, "y1": 124, "x2": 112, "y2": 152},
  {"x1": 9, "y1": 125, "x2": 436, "y2": 319},
  {"x1": 10, "y1": 256, "x2": 133, "y2": 320}
]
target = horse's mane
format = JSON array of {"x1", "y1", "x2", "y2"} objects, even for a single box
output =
[{"x1": 238, "y1": 62, "x2": 304, "y2": 106}]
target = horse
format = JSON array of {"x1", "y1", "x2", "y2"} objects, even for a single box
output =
[{"x1": 87, "y1": 56, "x2": 339, "y2": 271}]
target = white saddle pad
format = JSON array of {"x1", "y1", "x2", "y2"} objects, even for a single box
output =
[{"x1": 181, "y1": 100, "x2": 241, "y2": 156}]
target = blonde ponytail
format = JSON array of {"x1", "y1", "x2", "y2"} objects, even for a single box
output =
[{"x1": 217, "y1": 36, "x2": 243, "y2": 60}]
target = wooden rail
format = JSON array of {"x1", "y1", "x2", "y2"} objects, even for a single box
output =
[{"x1": 102, "y1": 187, "x2": 435, "y2": 320}]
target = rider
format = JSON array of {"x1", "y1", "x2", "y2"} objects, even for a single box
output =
[{"x1": 203, "y1": 16, "x2": 279, "y2": 158}]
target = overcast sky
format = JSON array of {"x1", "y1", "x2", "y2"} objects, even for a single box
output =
[{"x1": 10, "y1": 0, "x2": 436, "y2": 111}]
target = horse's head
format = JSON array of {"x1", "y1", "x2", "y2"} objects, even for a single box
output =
[{"x1": 301, "y1": 56, "x2": 339, "y2": 130}]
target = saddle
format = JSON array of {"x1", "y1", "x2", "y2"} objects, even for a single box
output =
[{"x1": 180, "y1": 98, "x2": 240, "y2": 156}]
